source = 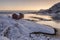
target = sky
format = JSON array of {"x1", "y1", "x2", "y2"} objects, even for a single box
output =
[{"x1": 0, "y1": 0, "x2": 60, "y2": 10}]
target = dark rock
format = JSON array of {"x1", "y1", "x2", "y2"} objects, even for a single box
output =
[{"x1": 12, "y1": 13, "x2": 24, "y2": 20}]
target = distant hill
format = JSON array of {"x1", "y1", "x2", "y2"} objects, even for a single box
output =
[
  {"x1": 38, "y1": 2, "x2": 60, "y2": 20},
  {"x1": 38, "y1": 2, "x2": 60, "y2": 14},
  {"x1": 48, "y1": 2, "x2": 60, "y2": 20},
  {"x1": 48, "y1": 2, "x2": 60, "y2": 13}
]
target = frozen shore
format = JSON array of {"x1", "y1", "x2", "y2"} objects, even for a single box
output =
[{"x1": 0, "y1": 14, "x2": 60, "y2": 40}]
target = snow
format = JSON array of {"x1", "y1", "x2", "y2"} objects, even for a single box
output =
[
  {"x1": 17, "y1": 19, "x2": 55, "y2": 34},
  {"x1": 0, "y1": 15, "x2": 59, "y2": 40},
  {"x1": 0, "y1": 36, "x2": 10, "y2": 40}
]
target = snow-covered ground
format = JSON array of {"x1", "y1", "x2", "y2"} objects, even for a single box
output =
[{"x1": 0, "y1": 14, "x2": 60, "y2": 40}]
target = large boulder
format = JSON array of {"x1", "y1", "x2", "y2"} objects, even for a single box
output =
[{"x1": 12, "y1": 13, "x2": 24, "y2": 20}]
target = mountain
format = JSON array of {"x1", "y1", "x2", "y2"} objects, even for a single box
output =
[
  {"x1": 38, "y1": 2, "x2": 60, "y2": 14},
  {"x1": 48, "y1": 2, "x2": 60, "y2": 20},
  {"x1": 48, "y1": 2, "x2": 60, "y2": 13},
  {"x1": 38, "y1": 2, "x2": 60, "y2": 20}
]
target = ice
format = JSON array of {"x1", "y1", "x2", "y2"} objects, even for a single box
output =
[
  {"x1": 17, "y1": 19, "x2": 55, "y2": 34},
  {"x1": 0, "y1": 15, "x2": 59, "y2": 40}
]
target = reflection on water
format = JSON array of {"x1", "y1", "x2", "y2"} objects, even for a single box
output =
[
  {"x1": 24, "y1": 14, "x2": 60, "y2": 28},
  {"x1": 37, "y1": 21, "x2": 60, "y2": 28},
  {"x1": 37, "y1": 21, "x2": 60, "y2": 36}
]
